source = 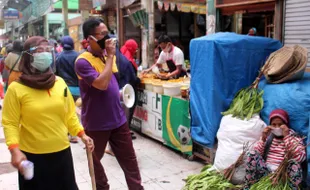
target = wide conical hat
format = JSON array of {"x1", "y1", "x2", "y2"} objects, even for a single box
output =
[
  {"x1": 266, "y1": 45, "x2": 308, "y2": 84},
  {"x1": 265, "y1": 46, "x2": 295, "y2": 76}
]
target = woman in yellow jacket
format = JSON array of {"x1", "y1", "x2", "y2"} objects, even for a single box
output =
[{"x1": 2, "y1": 36, "x2": 94, "y2": 190}]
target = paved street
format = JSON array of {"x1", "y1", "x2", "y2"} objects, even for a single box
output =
[{"x1": 0, "y1": 125, "x2": 203, "y2": 190}]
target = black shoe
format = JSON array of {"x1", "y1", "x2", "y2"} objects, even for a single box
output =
[{"x1": 131, "y1": 135, "x2": 137, "y2": 140}]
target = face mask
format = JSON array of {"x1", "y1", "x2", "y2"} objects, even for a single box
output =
[
  {"x1": 271, "y1": 128, "x2": 283, "y2": 137},
  {"x1": 96, "y1": 35, "x2": 110, "y2": 50},
  {"x1": 31, "y1": 52, "x2": 53, "y2": 72},
  {"x1": 163, "y1": 43, "x2": 171, "y2": 53}
]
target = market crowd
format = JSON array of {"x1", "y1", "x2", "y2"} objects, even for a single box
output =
[
  {"x1": 1, "y1": 15, "x2": 307, "y2": 190},
  {"x1": 1, "y1": 13, "x2": 192, "y2": 189}
]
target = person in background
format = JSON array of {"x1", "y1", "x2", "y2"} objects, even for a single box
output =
[
  {"x1": 2, "y1": 36, "x2": 94, "y2": 190},
  {"x1": 5, "y1": 40, "x2": 24, "y2": 86},
  {"x1": 244, "y1": 109, "x2": 305, "y2": 190},
  {"x1": 120, "y1": 39, "x2": 140, "y2": 138},
  {"x1": 248, "y1": 27, "x2": 257, "y2": 36},
  {"x1": 1, "y1": 44, "x2": 13, "y2": 90},
  {"x1": 56, "y1": 36, "x2": 80, "y2": 100},
  {"x1": 0, "y1": 43, "x2": 7, "y2": 57},
  {"x1": 55, "y1": 36, "x2": 80, "y2": 144},
  {"x1": 56, "y1": 39, "x2": 63, "y2": 53},
  {"x1": 0, "y1": 46, "x2": 3, "y2": 58},
  {"x1": 75, "y1": 18, "x2": 143, "y2": 190},
  {"x1": 1, "y1": 40, "x2": 13, "y2": 57},
  {"x1": 121, "y1": 39, "x2": 138, "y2": 72},
  {"x1": 80, "y1": 39, "x2": 89, "y2": 54},
  {"x1": 142, "y1": 34, "x2": 186, "y2": 79}
]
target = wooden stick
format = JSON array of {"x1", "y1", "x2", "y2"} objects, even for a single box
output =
[{"x1": 86, "y1": 148, "x2": 96, "y2": 190}]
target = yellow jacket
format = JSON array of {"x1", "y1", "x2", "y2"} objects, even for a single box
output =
[
  {"x1": 75, "y1": 51, "x2": 118, "y2": 79},
  {"x1": 2, "y1": 77, "x2": 84, "y2": 154}
]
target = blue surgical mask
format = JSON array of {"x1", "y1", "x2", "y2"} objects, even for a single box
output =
[{"x1": 31, "y1": 52, "x2": 53, "y2": 72}]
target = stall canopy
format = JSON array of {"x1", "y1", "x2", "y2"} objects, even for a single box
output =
[{"x1": 190, "y1": 33, "x2": 282, "y2": 148}]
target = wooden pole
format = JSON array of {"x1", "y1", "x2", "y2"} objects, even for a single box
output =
[
  {"x1": 62, "y1": 0, "x2": 69, "y2": 36},
  {"x1": 274, "y1": 0, "x2": 283, "y2": 41},
  {"x1": 86, "y1": 149, "x2": 96, "y2": 190},
  {"x1": 207, "y1": 0, "x2": 216, "y2": 35}
]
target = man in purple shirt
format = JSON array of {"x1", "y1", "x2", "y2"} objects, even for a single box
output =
[{"x1": 75, "y1": 18, "x2": 143, "y2": 190}]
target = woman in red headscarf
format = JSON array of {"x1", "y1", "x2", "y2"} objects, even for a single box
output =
[
  {"x1": 244, "y1": 109, "x2": 306, "y2": 190},
  {"x1": 120, "y1": 39, "x2": 138, "y2": 71}
]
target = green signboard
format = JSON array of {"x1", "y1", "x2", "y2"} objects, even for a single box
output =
[{"x1": 162, "y1": 95, "x2": 192, "y2": 155}]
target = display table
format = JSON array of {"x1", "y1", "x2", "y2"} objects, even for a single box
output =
[{"x1": 130, "y1": 89, "x2": 193, "y2": 157}]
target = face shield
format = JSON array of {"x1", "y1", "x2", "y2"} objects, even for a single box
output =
[{"x1": 25, "y1": 45, "x2": 56, "y2": 72}]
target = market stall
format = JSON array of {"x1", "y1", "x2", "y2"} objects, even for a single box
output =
[
  {"x1": 130, "y1": 75, "x2": 194, "y2": 158},
  {"x1": 181, "y1": 33, "x2": 310, "y2": 189}
]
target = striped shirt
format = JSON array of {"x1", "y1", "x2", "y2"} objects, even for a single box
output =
[{"x1": 254, "y1": 130, "x2": 306, "y2": 170}]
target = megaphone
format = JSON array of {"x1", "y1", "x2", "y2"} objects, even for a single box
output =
[{"x1": 119, "y1": 84, "x2": 135, "y2": 108}]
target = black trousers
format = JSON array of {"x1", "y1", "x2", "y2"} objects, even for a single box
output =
[{"x1": 19, "y1": 147, "x2": 78, "y2": 190}]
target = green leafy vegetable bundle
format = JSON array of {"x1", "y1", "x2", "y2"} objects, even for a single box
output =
[
  {"x1": 182, "y1": 165, "x2": 242, "y2": 190},
  {"x1": 222, "y1": 64, "x2": 269, "y2": 120}
]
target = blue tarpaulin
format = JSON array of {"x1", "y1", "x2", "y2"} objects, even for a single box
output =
[
  {"x1": 190, "y1": 32, "x2": 282, "y2": 148},
  {"x1": 259, "y1": 74, "x2": 310, "y2": 184}
]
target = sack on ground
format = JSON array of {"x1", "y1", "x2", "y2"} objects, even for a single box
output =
[{"x1": 213, "y1": 114, "x2": 266, "y2": 184}]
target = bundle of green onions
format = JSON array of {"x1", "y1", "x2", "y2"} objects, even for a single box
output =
[{"x1": 182, "y1": 165, "x2": 242, "y2": 190}]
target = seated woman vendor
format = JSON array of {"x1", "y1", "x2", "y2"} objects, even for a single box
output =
[
  {"x1": 142, "y1": 35, "x2": 187, "y2": 79},
  {"x1": 244, "y1": 109, "x2": 306, "y2": 190}
]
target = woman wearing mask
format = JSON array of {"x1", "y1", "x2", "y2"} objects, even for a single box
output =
[
  {"x1": 142, "y1": 35, "x2": 187, "y2": 79},
  {"x1": 5, "y1": 39, "x2": 23, "y2": 86},
  {"x1": 2, "y1": 36, "x2": 94, "y2": 190},
  {"x1": 244, "y1": 109, "x2": 305, "y2": 190}
]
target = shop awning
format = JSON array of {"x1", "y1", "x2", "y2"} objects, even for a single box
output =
[
  {"x1": 7, "y1": 0, "x2": 31, "y2": 11},
  {"x1": 99, "y1": 0, "x2": 139, "y2": 9},
  {"x1": 156, "y1": 0, "x2": 207, "y2": 14},
  {"x1": 216, "y1": 0, "x2": 276, "y2": 15}
]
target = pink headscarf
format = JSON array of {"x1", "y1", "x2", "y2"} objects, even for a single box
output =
[
  {"x1": 120, "y1": 39, "x2": 138, "y2": 70},
  {"x1": 269, "y1": 109, "x2": 289, "y2": 125}
]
